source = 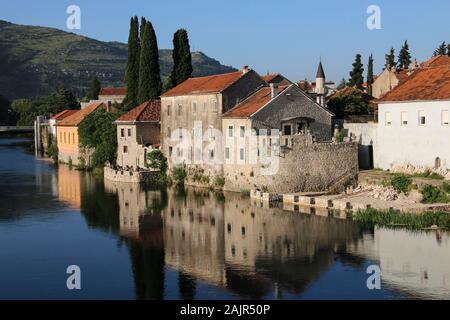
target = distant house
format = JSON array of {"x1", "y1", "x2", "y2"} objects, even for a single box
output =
[
  {"x1": 262, "y1": 73, "x2": 292, "y2": 87},
  {"x1": 48, "y1": 110, "x2": 78, "y2": 145},
  {"x1": 98, "y1": 87, "x2": 126, "y2": 104},
  {"x1": 371, "y1": 68, "x2": 411, "y2": 99},
  {"x1": 160, "y1": 66, "x2": 267, "y2": 171},
  {"x1": 56, "y1": 102, "x2": 106, "y2": 166},
  {"x1": 115, "y1": 100, "x2": 161, "y2": 169},
  {"x1": 376, "y1": 64, "x2": 450, "y2": 170}
]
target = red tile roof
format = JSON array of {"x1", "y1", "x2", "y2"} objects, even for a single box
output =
[
  {"x1": 223, "y1": 86, "x2": 288, "y2": 118},
  {"x1": 161, "y1": 71, "x2": 245, "y2": 97},
  {"x1": 421, "y1": 55, "x2": 450, "y2": 68},
  {"x1": 51, "y1": 110, "x2": 78, "y2": 120},
  {"x1": 99, "y1": 87, "x2": 127, "y2": 96},
  {"x1": 116, "y1": 100, "x2": 161, "y2": 122},
  {"x1": 378, "y1": 65, "x2": 450, "y2": 102},
  {"x1": 262, "y1": 73, "x2": 280, "y2": 83},
  {"x1": 56, "y1": 102, "x2": 105, "y2": 127}
]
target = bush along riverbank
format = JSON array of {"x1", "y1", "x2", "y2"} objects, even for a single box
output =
[{"x1": 352, "y1": 208, "x2": 450, "y2": 230}]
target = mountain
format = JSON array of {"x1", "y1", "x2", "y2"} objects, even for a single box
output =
[{"x1": 0, "y1": 20, "x2": 237, "y2": 100}]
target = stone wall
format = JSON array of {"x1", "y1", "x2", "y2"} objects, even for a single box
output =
[
  {"x1": 104, "y1": 166, "x2": 160, "y2": 184},
  {"x1": 222, "y1": 136, "x2": 358, "y2": 194}
]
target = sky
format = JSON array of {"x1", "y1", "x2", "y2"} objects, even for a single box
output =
[{"x1": 1, "y1": 0, "x2": 449, "y2": 82}]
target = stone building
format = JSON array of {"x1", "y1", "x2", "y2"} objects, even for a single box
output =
[
  {"x1": 371, "y1": 67, "x2": 410, "y2": 99},
  {"x1": 98, "y1": 87, "x2": 126, "y2": 104},
  {"x1": 160, "y1": 66, "x2": 267, "y2": 172},
  {"x1": 56, "y1": 102, "x2": 106, "y2": 166},
  {"x1": 115, "y1": 100, "x2": 161, "y2": 169},
  {"x1": 48, "y1": 110, "x2": 78, "y2": 144}
]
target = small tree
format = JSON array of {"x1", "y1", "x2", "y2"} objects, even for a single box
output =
[
  {"x1": 367, "y1": 54, "x2": 374, "y2": 96},
  {"x1": 397, "y1": 40, "x2": 412, "y2": 69},
  {"x1": 146, "y1": 149, "x2": 168, "y2": 183},
  {"x1": 171, "y1": 165, "x2": 187, "y2": 185},
  {"x1": 86, "y1": 77, "x2": 101, "y2": 100},
  {"x1": 349, "y1": 54, "x2": 364, "y2": 89},
  {"x1": 170, "y1": 29, "x2": 193, "y2": 88},
  {"x1": 384, "y1": 47, "x2": 396, "y2": 70},
  {"x1": 433, "y1": 41, "x2": 447, "y2": 56}
]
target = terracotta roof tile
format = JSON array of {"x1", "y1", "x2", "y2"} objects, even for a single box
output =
[
  {"x1": 378, "y1": 65, "x2": 450, "y2": 102},
  {"x1": 421, "y1": 55, "x2": 450, "y2": 67},
  {"x1": 99, "y1": 87, "x2": 127, "y2": 96},
  {"x1": 223, "y1": 86, "x2": 288, "y2": 118},
  {"x1": 116, "y1": 100, "x2": 161, "y2": 122},
  {"x1": 51, "y1": 110, "x2": 78, "y2": 120},
  {"x1": 56, "y1": 102, "x2": 105, "y2": 127},
  {"x1": 161, "y1": 71, "x2": 245, "y2": 97},
  {"x1": 262, "y1": 73, "x2": 280, "y2": 83}
]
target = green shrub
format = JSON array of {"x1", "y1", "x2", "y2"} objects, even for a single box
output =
[
  {"x1": 414, "y1": 170, "x2": 444, "y2": 180},
  {"x1": 201, "y1": 175, "x2": 210, "y2": 185},
  {"x1": 442, "y1": 181, "x2": 450, "y2": 194},
  {"x1": 171, "y1": 166, "x2": 187, "y2": 185},
  {"x1": 336, "y1": 129, "x2": 345, "y2": 142},
  {"x1": 421, "y1": 185, "x2": 449, "y2": 204},
  {"x1": 68, "y1": 157, "x2": 73, "y2": 169},
  {"x1": 390, "y1": 174, "x2": 412, "y2": 194},
  {"x1": 214, "y1": 176, "x2": 225, "y2": 187},
  {"x1": 77, "y1": 156, "x2": 87, "y2": 170},
  {"x1": 46, "y1": 143, "x2": 58, "y2": 163},
  {"x1": 146, "y1": 149, "x2": 168, "y2": 184},
  {"x1": 240, "y1": 189, "x2": 250, "y2": 197}
]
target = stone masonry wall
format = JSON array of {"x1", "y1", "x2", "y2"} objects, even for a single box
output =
[{"x1": 222, "y1": 137, "x2": 358, "y2": 194}]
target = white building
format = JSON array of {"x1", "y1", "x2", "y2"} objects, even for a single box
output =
[{"x1": 376, "y1": 64, "x2": 450, "y2": 170}]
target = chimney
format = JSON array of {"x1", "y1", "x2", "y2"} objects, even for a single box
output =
[
  {"x1": 242, "y1": 65, "x2": 250, "y2": 74},
  {"x1": 106, "y1": 101, "x2": 112, "y2": 113},
  {"x1": 270, "y1": 83, "x2": 278, "y2": 99}
]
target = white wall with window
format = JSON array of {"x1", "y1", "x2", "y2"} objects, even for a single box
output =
[{"x1": 377, "y1": 100, "x2": 450, "y2": 170}]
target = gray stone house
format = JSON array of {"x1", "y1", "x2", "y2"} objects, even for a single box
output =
[{"x1": 115, "y1": 100, "x2": 161, "y2": 169}]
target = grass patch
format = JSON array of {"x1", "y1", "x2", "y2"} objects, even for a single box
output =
[
  {"x1": 390, "y1": 174, "x2": 412, "y2": 194},
  {"x1": 421, "y1": 185, "x2": 449, "y2": 204},
  {"x1": 240, "y1": 189, "x2": 250, "y2": 197},
  {"x1": 413, "y1": 170, "x2": 445, "y2": 180},
  {"x1": 354, "y1": 208, "x2": 450, "y2": 230}
]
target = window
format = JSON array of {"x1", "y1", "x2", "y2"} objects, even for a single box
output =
[
  {"x1": 123, "y1": 146, "x2": 128, "y2": 153},
  {"x1": 212, "y1": 100, "x2": 218, "y2": 113},
  {"x1": 121, "y1": 128, "x2": 125, "y2": 137},
  {"x1": 240, "y1": 126, "x2": 245, "y2": 138},
  {"x1": 192, "y1": 102, "x2": 197, "y2": 114},
  {"x1": 72, "y1": 133, "x2": 75, "y2": 144},
  {"x1": 385, "y1": 112, "x2": 392, "y2": 126},
  {"x1": 419, "y1": 111, "x2": 426, "y2": 125},
  {"x1": 225, "y1": 147, "x2": 230, "y2": 160},
  {"x1": 64, "y1": 132, "x2": 66, "y2": 144},
  {"x1": 167, "y1": 127, "x2": 171, "y2": 138},
  {"x1": 178, "y1": 104, "x2": 183, "y2": 115},
  {"x1": 178, "y1": 127, "x2": 183, "y2": 139},
  {"x1": 203, "y1": 102, "x2": 207, "y2": 112},
  {"x1": 228, "y1": 125, "x2": 234, "y2": 137},
  {"x1": 401, "y1": 112, "x2": 408, "y2": 126},
  {"x1": 167, "y1": 105, "x2": 171, "y2": 116},
  {"x1": 128, "y1": 128, "x2": 132, "y2": 137},
  {"x1": 283, "y1": 125, "x2": 292, "y2": 135},
  {"x1": 240, "y1": 148, "x2": 245, "y2": 161},
  {"x1": 209, "y1": 149, "x2": 215, "y2": 160},
  {"x1": 442, "y1": 110, "x2": 449, "y2": 126}
]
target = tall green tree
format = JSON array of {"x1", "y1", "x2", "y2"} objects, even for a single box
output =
[
  {"x1": 86, "y1": 77, "x2": 101, "y2": 100},
  {"x1": 337, "y1": 78, "x2": 347, "y2": 90},
  {"x1": 55, "y1": 86, "x2": 80, "y2": 111},
  {"x1": 138, "y1": 20, "x2": 162, "y2": 103},
  {"x1": 384, "y1": 47, "x2": 396, "y2": 70},
  {"x1": 397, "y1": 40, "x2": 412, "y2": 69},
  {"x1": 434, "y1": 42, "x2": 447, "y2": 56},
  {"x1": 170, "y1": 29, "x2": 193, "y2": 88},
  {"x1": 140, "y1": 17, "x2": 147, "y2": 43},
  {"x1": 124, "y1": 16, "x2": 141, "y2": 111},
  {"x1": 349, "y1": 54, "x2": 364, "y2": 89},
  {"x1": 447, "y1": 44, "x2": 450, "y2": 57},
  {"x1": 367, "y1": 54, "x2": 374, "y2": 96}
]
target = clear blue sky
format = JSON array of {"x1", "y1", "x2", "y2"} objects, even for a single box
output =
[{"x1": 1, "y1": 0, "x2": 449, "y2": 82}]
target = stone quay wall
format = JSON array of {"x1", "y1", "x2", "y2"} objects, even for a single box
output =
[
  {"x1": 223, "y1": 137, "x2": 359, "y2": 194},
  {"x1": 104, "y1": 166, "x2": 160, "y2": 184}
]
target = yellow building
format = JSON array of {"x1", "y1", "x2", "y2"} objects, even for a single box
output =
[{"x1": 56, "y1": 102, "x2": 106, "y2": 166}]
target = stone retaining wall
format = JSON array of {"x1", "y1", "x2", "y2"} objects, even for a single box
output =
[{"x1": 104, "y1": 166, "x2": 160, "y2": 184}]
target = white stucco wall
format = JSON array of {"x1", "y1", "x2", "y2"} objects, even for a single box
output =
[
  {"x1": 377, "y1": 100, "x2": 450, "y2": 170},
  {"x1": 344, "y1": 122, "x2": 378, "y2": 169}
]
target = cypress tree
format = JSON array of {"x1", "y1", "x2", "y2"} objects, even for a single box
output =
[
  {"x1": 433, "y1": 42, "x2": 447, "y2": 56},
  {"x1": 87, "y1": 77, "x2": 101, "y2": 100},
  {"x1": 170, "y1": 29, "x2": 193, "y2": 88},
  {"x1": 447, "y1": 44, "x2": 450, "y2": 57},
  {"x1": 138, "y1": 20, "x2": 162, "y2": 103},
  {"x1": 124, "y1": 16, "x2": 140, "y2": 111},
  {"x1": 140, "y1": 17, "x2": 147, "y2": 43},
  {"x1": 367, "y1": 54, "x2": 374, "y2": 96},
  {"x1": 384, "y1": 47, "x2": 396, "y2": 70},
  {"x1": 337, "y1": 78, "x2": 346, "y2": 90},
  {"x1": 397, "y1": 40, "x2": 412, "y2": 69},
  {"x1": 349, "y1": 54, "x2": 364, "y2": 89}
]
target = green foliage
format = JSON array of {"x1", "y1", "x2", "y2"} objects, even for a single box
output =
[
  {"x1": 86, "y1": 77, "x2": 101, "y2": 100},
  {"x1": 421, "y1": 185, "x2": 449, "y2": 204},
  {"x1": 10, "y1": 87, "x2": 80, "y2": 126},
  {"x1": 68, "y1": 157, "x2": 73, "y2": 169},
  {"x1": 384, "y1": 47, "x2": 396, "y2": 70},
  {"x1": 46, "y1": 142, "x2": 58, "y2": 163},
  {"x1": 146, "y1": 149, "x2": 168, "y2": 184},
  {"x1": 214, "y1": 176, "x2": 225, "y2": 188},
  {"x1": 77, "y1": 156, "x2": 87, "y2": 170},
  {"x1": 433, "y1": 41, "x2": 447, "y2": 56},
  {"x1": 123, "y1": 16, "x2": 141, "y2": 111},
  {"x1": 170, "y1": 29, "x2": 193, "y2": 88},
  {"x1": 413, "y1": 170, "x2": 444, "y2": 180},
  {"x1": 367, "y1": 54, "x2": 374, "y2": 96},
  {"x1": 327, "y1": 88, "x2": 370, "y2": 118},
  {"x1": 390, "y1": 174, "x2": 412, "y2": 194},
  {"x1": 442, "y1": 182, "x2": 450, "y2": 194},
  {"x1": 138, "y1": 20, "x2": 162, "y2": 103},
  {"x1": 355, "y1": 208, "x2": 450, "y2": 230},
  {"x1": 0, "y1": 94, "x2": 18, "y2": 125},
  {"x1": 398, "y1": 40, "x2": 412, "y2": 69},
  {"x1": 349, "y1": 54, "x2": 364, "y2": 89},
  {"x1": 171, "y1": 166, "x2": 187, "y2": 185},
  {"x1": 201, "y1": 175, "x2": 210, "y2": 185},
  {"x1": 240, "y1": 189, "x2": 251, "y2": 197},
  {"x1": 78, "y1": 109, "x2": 120, "y2": 168},
  {"x1": 336, "y1": 128, "x2": 345, "y2": 142}
]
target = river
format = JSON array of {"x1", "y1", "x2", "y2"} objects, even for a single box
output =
[{"x1": 0, "y1": 137, "x2": 449, "y2": 300}]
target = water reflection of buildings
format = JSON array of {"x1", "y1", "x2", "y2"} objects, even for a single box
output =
[
  {"x1": 349, "y1": 227, "x2": 450, "y2": 299},
  {"x1": 57, "y1": 165, "x2": 82, "y2": 209}
]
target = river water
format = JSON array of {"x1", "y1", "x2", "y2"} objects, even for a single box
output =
[{"x1": 0, "y1": 137, "x2": 449, "y2": 300}]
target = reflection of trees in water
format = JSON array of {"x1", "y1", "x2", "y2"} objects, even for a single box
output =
[{"x1": 178, "y1": 272, "x2": 196, "y2": 300}]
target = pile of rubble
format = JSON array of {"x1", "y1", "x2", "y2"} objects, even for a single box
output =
[
  {"x1": 391, "y1": 164, "x2": 450, "y2": 181},
  {"x1": 351, "y1": 184, "x2": 399, "y2": 201}
]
